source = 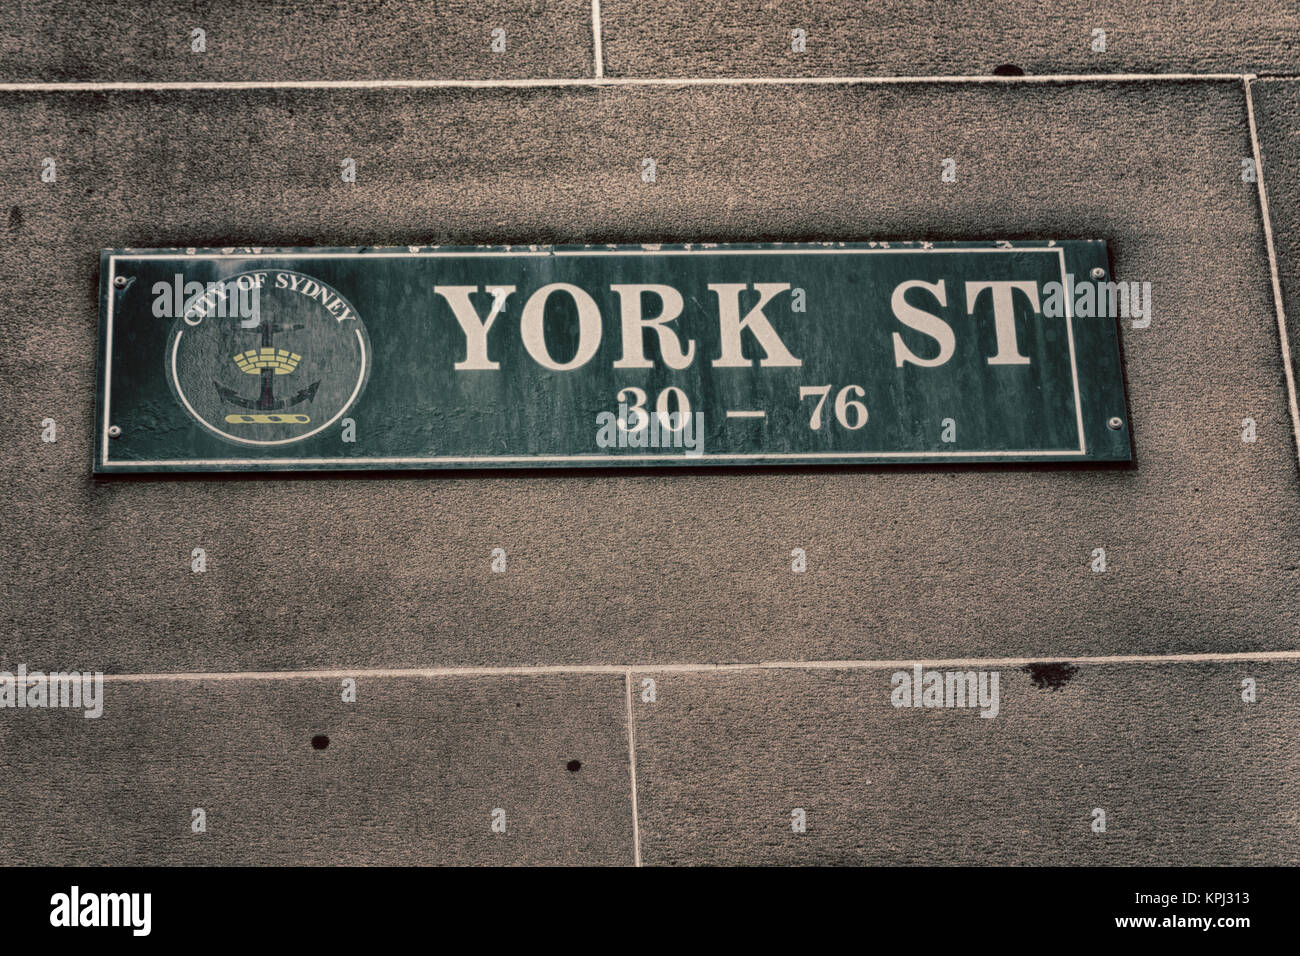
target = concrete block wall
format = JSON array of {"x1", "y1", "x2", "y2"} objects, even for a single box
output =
[{"x1": 1, "y1": 2, "x2": 1298, "y2": 865}]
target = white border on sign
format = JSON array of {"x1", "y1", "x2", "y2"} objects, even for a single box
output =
[{"x1": 102, "y1": 247, "x2": 1086, "y2": 467}]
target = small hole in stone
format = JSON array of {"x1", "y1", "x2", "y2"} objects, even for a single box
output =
[
  {"x1": 993, "y1": 64, "x2": 1025, "y2": 76},
  {"x1": 566, "y1": 759, "x2": 582, "y2": 772},
  {"x1": 311, "y1": 735, "x2": 330, "y2": 750}
]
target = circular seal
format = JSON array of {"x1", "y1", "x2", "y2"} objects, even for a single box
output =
[{"x1": 166, "y1": 269, "x2": 370, "y2": 446}]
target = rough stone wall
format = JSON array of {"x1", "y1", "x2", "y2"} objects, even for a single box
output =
[{"x1": 1, "y1": 2, "x2": 1298, "y2": 864}]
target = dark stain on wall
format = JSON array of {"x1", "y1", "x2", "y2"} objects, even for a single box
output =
[{"x1": 1022, "y1": 662, "x2": 1079, "y2": 690}]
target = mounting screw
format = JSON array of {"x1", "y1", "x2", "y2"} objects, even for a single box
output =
[
  {"x1": 107, "y1": 425, "x2": 122, "y2": 438},
  {"x1": 1090, "y1": 267, "x2": 1106, "y2": 280},
  {"x1": 112, "y1": 275, "x2": 127, "y2": 288},
  {"x1": 1107, "y1": 417, "x2": 1123, "y2": 430}
]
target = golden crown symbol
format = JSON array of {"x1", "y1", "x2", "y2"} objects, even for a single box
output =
[
  {"x1": 217, "y1": 320, "x2": 319, "y2": 426},
  {"x1": 232, "y1": 347, "x2": 302, "y2": 375}
]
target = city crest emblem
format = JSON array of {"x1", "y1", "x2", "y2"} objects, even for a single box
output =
[{"x1": 165, "y1": 269, "x2": 370, "y2": 446}]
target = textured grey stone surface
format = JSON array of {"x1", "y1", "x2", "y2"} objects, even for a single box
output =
[
  {"x1": 600, "y1": 0, "x2": 1300, "y2": 77},
  {"x1": 0, "y1": 0, "x2": 595, "y2": 80},
  {"x1": 1253, "y1": 79, "x2": 1300, "y2": 422},
  {"x1": 2, "y1": 80, "x2": 1297, "y2": 671},
  {"x1": 2, "y1": 1, "x2": 1299, "y2": 869},
  {"x1": 0, "y1": 674, "x2": 635, "y2": 864},
  {"x1": 631, "y1": 662, "x2": 1300, "y2": 865}
]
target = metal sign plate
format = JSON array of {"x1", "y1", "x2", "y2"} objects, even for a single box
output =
[{"x1": 95, "y1": 242, "x2": 1131, "y2": 472}]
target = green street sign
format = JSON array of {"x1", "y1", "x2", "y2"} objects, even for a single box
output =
[{"x1": 95, "y1": 242, "x2": 1132, "y2": 473}]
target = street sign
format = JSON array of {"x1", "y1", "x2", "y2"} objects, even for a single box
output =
[{"x1": 95, "y1": 242, "x2": 1132, "y2": 473}]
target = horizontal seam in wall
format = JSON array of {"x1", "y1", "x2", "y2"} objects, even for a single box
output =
[
  {"x1": 0, "y1": 73, "x2": 1251, "y2": 93},
  {"x1": 56, "y1": 650, "x2": 1300, "y2": 683}
]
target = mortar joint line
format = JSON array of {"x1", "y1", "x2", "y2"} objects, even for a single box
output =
[
  {"x1": 0, "y1": 73, "x2": 1254, "y2": 93},
  {"x1": 82, "y1": 650, "x2": 1300, "y2": 683},
  {"x1": 1243, "y1": 75, "x2": 1300, "y2": 473},
  {"x1": 623, "y1": 669, "x2": 642, "y2": 867},
  {"x1": 591, "y1": 0, "x2": 604, "y2": 79}
]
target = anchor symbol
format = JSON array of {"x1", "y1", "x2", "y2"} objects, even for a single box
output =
[{"x1": 214, "y1": 319, "x2": 321, "y2": 421}]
